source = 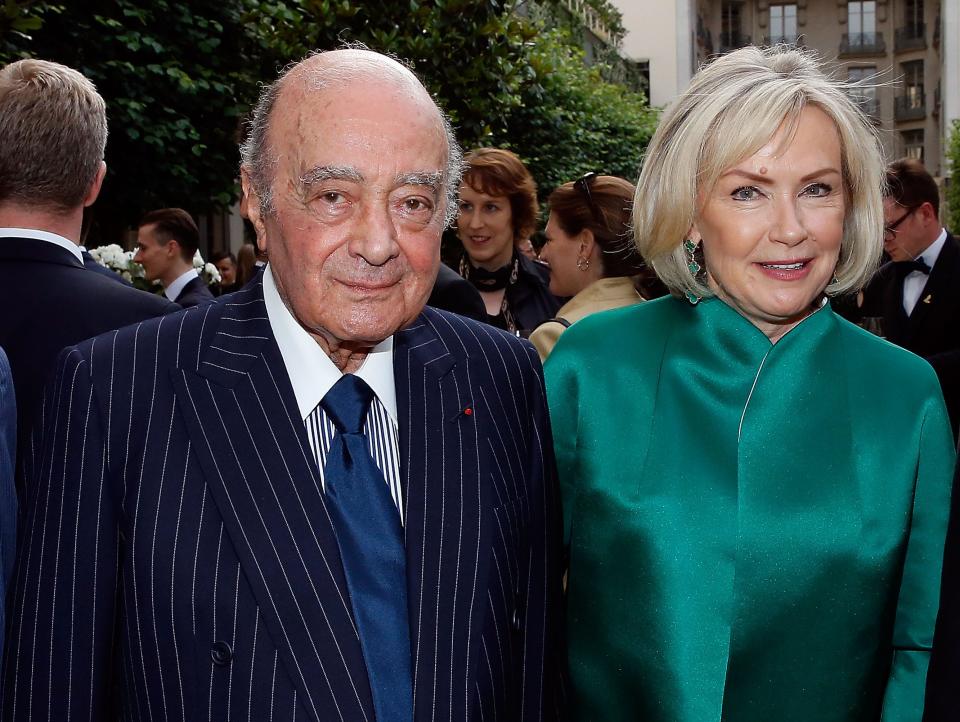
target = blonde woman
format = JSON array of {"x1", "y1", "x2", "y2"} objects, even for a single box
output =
[{"x1": 546, "y1": 46, "x2": 954, "y2": 720}]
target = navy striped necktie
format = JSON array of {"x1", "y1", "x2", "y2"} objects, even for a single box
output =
[{"x1": 321, "y1": 374, "x2": 412, "y2": 722}]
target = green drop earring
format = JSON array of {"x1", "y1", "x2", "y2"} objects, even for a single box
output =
[{"x1": 684, "y1": 239, "x2": 703, "y2": 305}]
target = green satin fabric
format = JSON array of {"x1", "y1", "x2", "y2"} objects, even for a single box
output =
[{"x1": 545, "y1": 296, "x2": 955, "y2": 722}]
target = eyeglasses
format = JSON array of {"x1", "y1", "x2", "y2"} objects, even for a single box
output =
[
  {"x1": 574, "y1": 171, "x2": 601, "y2": 221},
  {"x1": 884, "y1": 206, "x2": 918, "y2": 243}
]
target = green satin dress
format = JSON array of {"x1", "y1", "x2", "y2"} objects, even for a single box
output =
[{"x1": 545, "y1": 296, "x2": 955, "y2": 721}]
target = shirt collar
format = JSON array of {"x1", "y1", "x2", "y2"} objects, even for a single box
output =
[
  {"x1": 262, "y1": 264, "x2": 397, "y2": 424},
  {"x1": 0, "y1": 227, "x2": 83, "y2": 263},
  {"x1": 165, "y1": 268, "x2": 199, "y2": 302},
  {"x1": 916, "y1": 227, "x2": 948, "y2": 269}
]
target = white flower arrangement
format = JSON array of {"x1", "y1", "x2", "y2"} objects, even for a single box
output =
[
  {"x1": 194, "y1": 250, "x2": 222, "y2": 285},
  {"x1": 88, "y1": 244, "x2": 143, "y2": 285},
  {"x1": 89, "y1": 245, "x2": 222, "y2": 289}
]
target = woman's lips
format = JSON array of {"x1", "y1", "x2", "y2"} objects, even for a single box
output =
[{"x1": 754, "y1": 258, "x2": 814, "y2": 281}]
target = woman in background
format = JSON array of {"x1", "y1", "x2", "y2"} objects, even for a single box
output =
[
  {"x1": 531, "y1": 173, "x2": 647, "y2": 361},
  {"x1": 456, "y1": 148, "x2": 560, "y2": 335},
  {"x1": 546, "y1": 46, "x2": 954, "y2": 721}
]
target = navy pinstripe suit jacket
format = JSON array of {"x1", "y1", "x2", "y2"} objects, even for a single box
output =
[{"x1": 2, "y1": 279, "x2": 567, "y2": 721}]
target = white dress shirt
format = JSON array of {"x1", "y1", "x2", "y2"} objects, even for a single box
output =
[
  {"x1": 0, "y1": 227, "x2": 83, "y2": 263},
  {"x1": 164, "y1": 268, "x2": 200, "y2": 302},
  {"x1": 903, "y1": 228, "x2": 947, "y2": 316},
  {"x1": 261, "y1": 265, "x2": 404, "y2": 521}
]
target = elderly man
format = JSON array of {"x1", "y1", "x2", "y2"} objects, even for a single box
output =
[
  {"x1": 0, "y1": 59, "x2": 176, "y2": 498},
  {"x1": 3, "y1": 49, "x2": 565, "y2": 720}
]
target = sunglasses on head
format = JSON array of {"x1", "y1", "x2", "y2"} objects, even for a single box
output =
[{"x1": 574, "y1": 172, "x2": 601, "y2": 221}]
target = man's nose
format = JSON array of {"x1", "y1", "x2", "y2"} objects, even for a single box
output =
[{"x1": 350, "y1": 200, "x2": 400, "y2": 266}]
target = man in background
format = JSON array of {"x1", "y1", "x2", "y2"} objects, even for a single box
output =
[
  {"x1": 0, "y1": 58, "x2": 176, "y2": 494},
  {"x1": 859, "y1": 158, "x2": 960, "y2": 437},
  {"x1": 135, "y1": 206, "x2": 214, "y2": 307}
]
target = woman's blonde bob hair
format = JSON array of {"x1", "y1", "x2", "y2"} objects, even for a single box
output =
[{"x1": 634, "y1": 45, "x2": 885, "y2": 300}]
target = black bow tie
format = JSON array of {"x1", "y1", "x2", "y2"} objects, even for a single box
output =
[{"x1": 894, "y1": 258, "x2": 931, "y2": 277}]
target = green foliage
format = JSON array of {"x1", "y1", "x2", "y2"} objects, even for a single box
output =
[
  {"x1": 947, "y1": 120, "x2": 960, "y2": 233},
  {"x1": 487, "y1": 28, "x2": 659, "y2": 204},
  {"x1": 1, "y1": 0, "x2": 258, "y2": 240},
  {"x1": 240, "y1": 0, "x2": 535, "y2": 146}
]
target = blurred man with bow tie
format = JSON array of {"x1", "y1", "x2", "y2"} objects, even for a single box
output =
[{"x1": 859, "y1": 158, "x2": 960, "y2": 438}]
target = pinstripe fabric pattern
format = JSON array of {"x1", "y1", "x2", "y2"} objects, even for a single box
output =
[
  {"x1": 2, "y1": 278, "x2": 567, "y2": 721},
  {"x1": 305, "y1": 398, "x2": 403, "y2": 524}
]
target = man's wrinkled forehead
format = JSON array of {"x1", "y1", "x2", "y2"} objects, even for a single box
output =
[{"x1": 269, "y1": 57, "x2": 446, "y2": 158}]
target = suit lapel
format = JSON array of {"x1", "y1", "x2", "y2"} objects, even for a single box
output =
[
  {"x1": 907, "y1": 233, "x2": 960, "y2": 331},
  {"x1": 395, "y1": 311, "x2": 487, "y2": 719},
  {"x1": 171, "y1": 283, "x2": 375, "y2": 722}
]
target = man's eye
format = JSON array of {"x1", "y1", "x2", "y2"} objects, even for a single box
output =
[
  {"x1": 321, "y1": 191, "x2": 345, "y2": 204},
  {"x1": 731, "y1": 186, "x2": 761, "y2": 201},
  {"x1": 404, "y1": 197, "x2": 432, "y2": 213}
]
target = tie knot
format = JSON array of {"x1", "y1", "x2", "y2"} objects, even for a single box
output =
[
  {"x1": 320, "y1": 374, "x2": 374, "y2": 435},
  {"x1": 894, "y1": 258, "x2": 931, "y2": 277}
]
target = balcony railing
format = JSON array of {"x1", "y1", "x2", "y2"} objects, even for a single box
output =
[
  {"x1": 895, "y1": 23, "x2": 926, "y2": 52},
  {"x1": 839, "y1": 32, "x2": 886, "y2": 55},
  {"x1": 719, "y1": 32, "x2": 751, "y2": 54},
  {"x1": 764, "y1": 34, "x2": 803, "y2": 47},
  {"x1": 895, "y1": 93, "x2": 926, "y2": 121}
]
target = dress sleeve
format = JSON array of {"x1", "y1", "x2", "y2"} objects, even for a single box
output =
[
  {"x1": 881, "y1": 389, "x2": 956, "y2": 721},
  {"x1": 543, "y1": 339, "x2": 581, "y2": 549}
]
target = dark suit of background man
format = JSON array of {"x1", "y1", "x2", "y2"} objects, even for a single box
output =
[
  {"x1": 859, "y1": 158, "x2": 960, "y2": 438},
  {"x1": 3, "y1": 48, "x2": 566, "y2": 720},
  {"x1": 134, "y1": 206, "x2": 215, "y2": 307},
  {"x1": 0, "y1": 348, "x2": 16, "y2": 657},
  {"x1": 0, "y1": 59, "x2": 176, "y2": 500}
]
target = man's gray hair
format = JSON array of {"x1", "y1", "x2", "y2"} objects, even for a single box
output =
[
  {"x1": 0, "y1": 59, "x2": 107, "y2": 212},
  {"x1": 239, "y1": 49, "x2": 463, "y2": 227}
]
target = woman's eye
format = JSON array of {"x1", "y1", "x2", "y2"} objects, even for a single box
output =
[
  {"x1": 803, "y1": 183, "x2": 832, "y2": 197},
  {"x1": 484, "y1": 203, "x2": 499, "y2": 212},
  {"x1": 731, "y1": 186, "x2": 761, "y2": 201},
  {"x1": 458, "y1": 202, "x2": 472, "y2": 212}
]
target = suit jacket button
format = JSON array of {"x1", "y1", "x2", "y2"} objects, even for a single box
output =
[{"x1": 211, "y1": 641, "x2": 233, "y2": 666}]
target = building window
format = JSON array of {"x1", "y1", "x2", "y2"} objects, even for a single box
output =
[
  {"x1": 903, "y1": 60, "x2": 924, "y2": 105},
  {"x1": 901, "y1": 129, "x2": 924, "y2": 161},
  {"x1": 769, "y1": 4, "x2": 798, "y2": 44},
  {"x1": 905, "y1": 0, "x2": 923, "y2": 31},
  {"x1": 847, "y1": 67, "x2": 879, "y2": 117},
  {"x1": 721, "y1": 1, "x2": 746, "y2": 50},
  {"x1": 848, "y1": 1, "x2": 877, "y2": 38}
]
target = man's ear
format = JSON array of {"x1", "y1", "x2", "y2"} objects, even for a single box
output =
[
  {"x1": 83, "y1": 161, "x2": 107, "y2": 208},
  {"x1": 919, "y1": 201, "x2": 939, "y2": 225},
  {"x1": 240, "y1": 167, "x2": 269, "y2": 253}
]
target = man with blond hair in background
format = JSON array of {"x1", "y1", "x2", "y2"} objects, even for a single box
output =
[{"x1": 0, "y1": 59, "x2": 176, "y2": 498}]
